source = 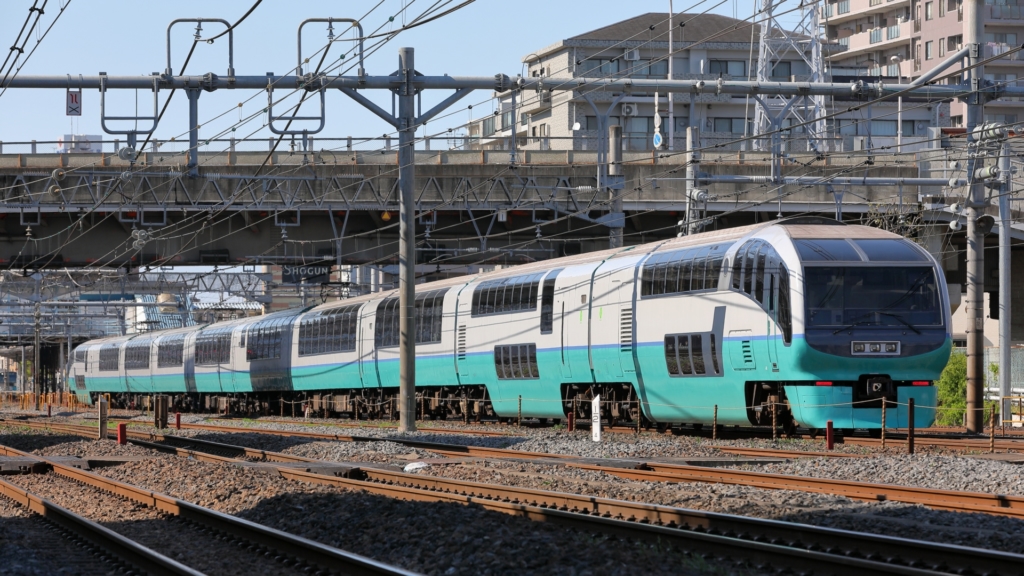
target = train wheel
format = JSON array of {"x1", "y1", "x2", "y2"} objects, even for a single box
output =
[{"x1": 867, "y1": 428, "x2": 883, "y2": 439}]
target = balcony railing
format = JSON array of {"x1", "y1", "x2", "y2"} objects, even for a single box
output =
[
  {"x1": 986, "y1": 43, "x2": 1024, "y2": 60},
  {"x1": 914, "y1": 56, "x2": 922, "y2": 71},
  {"x1": 914, "y1": 18, "x2": 922, "y2": 32},
  {"x1": 887, "y1": 24, "x2": 901, "y2": 40},
  {"x1": 870, "y1": 28, "x2": 883, "y2": 43},
  {"x1": 989, "y1": 4, "x2": 1024, "y2": 19}
]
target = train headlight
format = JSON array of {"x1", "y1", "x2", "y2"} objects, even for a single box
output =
[
  {"x1": 885, "y1": 343, "x2": 897, "y2": 353},
  {"x1": 869, "y1": 343, "x2": 881, "y2": 353},
  {"x1": 853, "y1": 343, "x2": 865, "y2": 353}
]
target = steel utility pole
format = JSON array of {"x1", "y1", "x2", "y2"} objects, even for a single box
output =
[
  {"x1": 964, "y1": 0, "x2": 987, "y2": 434},
  {"x1": 999, "y1": 140, "x2": 1012, "y2": 403},
  {"x1": 398, "y1": 47, "x2": 417, "y2": 433},
  {"x1": 667, "y1": 0, "x2": 674, "y2": 152},
  {"x1": 33, "y1": 304, "x2": 40, "y2": 395},
  {"x1": 608, "y1": 125, "x2": 623, "y2": 249}
]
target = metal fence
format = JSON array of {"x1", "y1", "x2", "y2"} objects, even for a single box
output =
[{"x1": 953, "y1": 347, "x2": 1024, "y2": 399}]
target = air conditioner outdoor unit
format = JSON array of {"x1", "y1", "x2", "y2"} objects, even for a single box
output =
[
  {"x1": 622, "y1": 103, "x2": 640, "y2": 117},
  {"x1": 624, "y1": 49, "x2": 640, "y2": 61}
]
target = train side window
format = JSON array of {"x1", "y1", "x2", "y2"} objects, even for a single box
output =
[
  {"x1": 494, "y1": 344, "x2": 539, "y2": 379},
  {"x1": 692, "y1": 247, "x2": 709, "y2": 291},
  {"x1": 707, "y1": 254, "x2": 724, "y2": 291},
  {"x1": 677, "y1": 254, "x2": 691, "y2": 293},
  {"x1": 743, "y1": 244, "x2": 756, "y2": 296},
  {"x1": 778, "y1": 265, "x2": 793, "y2": 344},
  {"x1": 731, "y1": 246, "x2": 744, "y2": 291},
  {"x1": 768, "y1": 273, "x2": 776, "y2": 313},
  {"x1": 540, "y1": 270, "x2": 561, "y2": 334},
  {"x1": 664, "y1": 336, "x2": 679, "y2": 375},
  {"x1": 709, "y1": 334, "x2": 720, "y2": 374},
  {"x1": 755, "y1": 250, "x2": 767, "y2": 305},
  {"x1": 691, "y1": 334, "x2": 705, "y2": 375},
  {"x1": 678, "y1": 335, "x2": 692, "y2": 375}
]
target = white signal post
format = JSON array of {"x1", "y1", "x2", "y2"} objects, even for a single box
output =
[{"x1": 591, "y1": 395, "x2": 602, "y2": 442}]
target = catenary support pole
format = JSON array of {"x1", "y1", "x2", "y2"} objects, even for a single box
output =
[
  {"x1": 608, "y1": 125, "x2": 623, "y2": 249},
  {"x1": 33, "y1": 304, "x2": 40, "y2": 395},
  {"x1": 999, "y1": 140, "x2": 1012, "y2": 403},
  {"x1": 398, "y1": 47, "x2": 417, "y2": 433},
  {"x1": 186, "y1": 88, "x2": 201, "y2": 178},
  {"x1": 964, "y1": 0, "x2": 987, "y2": 434},
  {"x1": 667, "y1": 0, "x2": 674, "y2": 152}
]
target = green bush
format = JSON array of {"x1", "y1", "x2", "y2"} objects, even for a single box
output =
[
  {"x1": 936, "y1": 351, "x2": 967, "y2": 426},
  {"x1": 935, "y1": 351, "x2": 1000, "y2": 427}
]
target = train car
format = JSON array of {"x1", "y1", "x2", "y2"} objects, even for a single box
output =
[{"x1": 69, "y1": 217, "x2": 951, "y2": 430}]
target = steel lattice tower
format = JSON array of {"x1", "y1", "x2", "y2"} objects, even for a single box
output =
[{"x1": 753, "y1": 0, "x2": 827, "y2": 153}]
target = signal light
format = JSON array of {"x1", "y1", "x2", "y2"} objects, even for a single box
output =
[
  {"x1": 912, "y1": 381, "x2": 930, "y2": 386},
  {"x1": 815, "y1": 381, "x2": 833, "y2": 386}
]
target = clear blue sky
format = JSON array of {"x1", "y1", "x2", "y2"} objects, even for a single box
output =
[{"x1": 0, "y1": 0, "x2": 756, "y2": 152}]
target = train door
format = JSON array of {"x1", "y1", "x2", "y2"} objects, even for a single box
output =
[
  {"x1": 556, "y1": 279, "x2": 573, "y2": 379},
  {"x1": 562, "y1": 270, "x2": 592, "y2": 382},
  {"x1": 360, "y1": 302, "x2": 380, "y2": 389},
  {"x1": 587, "y1": 263, "x2": 624, "y2": 380}
]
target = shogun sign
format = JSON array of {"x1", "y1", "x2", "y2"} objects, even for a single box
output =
[{"x1": 282, "y1": 262, "x2": 331, "y2": 285}]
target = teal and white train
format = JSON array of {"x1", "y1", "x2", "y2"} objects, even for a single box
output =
[{"x1": 69, "y1": 217, "x2": 951, "y2": 431}]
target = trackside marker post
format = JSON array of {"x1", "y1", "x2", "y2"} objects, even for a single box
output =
[
  {"x1": 908, "y1": 398, "x2": 915, "y2": 455},
  {"x1": 826, "y1": 420, "x2": 834, "y2": 450},
  {"x1": 116, "y1": 423, "x2": 127, "y2": 445},
  {"x1": 591, "y1": 395, "x2": 601, "y2": 442}
]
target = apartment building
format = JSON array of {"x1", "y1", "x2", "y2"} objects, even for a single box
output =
[
  {"x1": 824, "y1": 0, "x2": 1022, "y2": 127},
  {"x1": 468, "y1": 12, "x2": 937, "y2": 152}
]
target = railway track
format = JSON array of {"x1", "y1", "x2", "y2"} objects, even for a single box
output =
[
  {"x1": 121, "y1": 418, "x2": 1024, "y2": 518},
  {"x1": 8, "y1": 420, "x2": 1024, "y2": 575},
  {"x1": 0, "y1": 436, "x2": 418, "y2": 576},
  {"x1": 200, "y1": 415, "x2": 1024, "y2": 452},
  {"x1": 0, "y1": 475, "x2": 203, "y2": 575}
]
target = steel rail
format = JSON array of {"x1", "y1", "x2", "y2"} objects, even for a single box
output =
[
  {"x1": 149, "y1": 420, "x2": 1024, "y2": 517},
  {"x1": 0, "y1": 476, "x2": 205, "y2": 576},
  {"x1": 0, "y1": 438, "x2": 419, "y2": 576},
  {"x1": 9, "y1": 420, "x2": 1024, "y2": 575}
]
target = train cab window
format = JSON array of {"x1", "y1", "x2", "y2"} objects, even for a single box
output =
[
  {"x1": 74, "y1": 349, "x2": 86, "y2": 363},
  {"x1": 852, "y1": 239, "x2": 928, "y2": 262},
  {"x1": 540, "y1": 269, "x2": 562, "y2": 335},
  {"x1": 755, "y1": 250, "x2": 767, "y2": 305}
]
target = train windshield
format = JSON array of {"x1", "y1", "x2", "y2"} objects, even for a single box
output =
[{"x1": 804, "y1": 266, "x2": 942, "y2": 329}]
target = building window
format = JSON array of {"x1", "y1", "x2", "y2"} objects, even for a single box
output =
[
  {"x1": 494, "y1": 344, "x2": 539, "y2": 379},
  {"x1": 713, "y1": 118, "x2": 747, "y2": 133},
  {"x1": 925, "y1": 41, "x2": 934, "y2": 60},
  {"x1": 951, "y1": 115, "x2": 963, "y2": 127},
  {"x1": 985, "y1": 113, "x2": 1018, "y2": 125},
  {"x1": 482, "y1": 116, "x2": 496, "y2": 137},
  {"x1": 772, "y1": 61, "x2": 792, "y2": 79},
  {"x1": 925, "y1": 1, "x2": 934, "y2": 19},
  {"x1": 99, "y1": 345, "x2": 120, "y2": 372},
  {"x1": 939, "y1": 0, "x2": 945, "y2": 16},
  {"x1": 939, "y1": 37, "x2": 945, "y2": 57},
  {"x1": 581, "y1": 59, "x2": 619, "y2": 76},
  {"x1": 708, "y1": 60, "x2": 745, "y2": 77},
  {"x1": 501, "y1": 111, "x2": 514, "y2": 131},
  {"x1": 948, "y1": 35, "x2": 962, "y2": 52},
  {"x1": 157, "y1": 335, "x2": 185, "y2": 368}
]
